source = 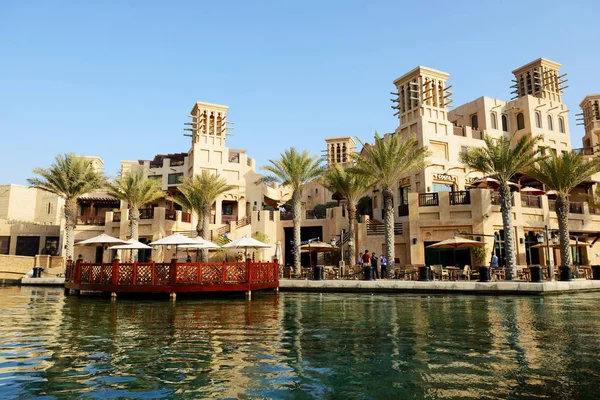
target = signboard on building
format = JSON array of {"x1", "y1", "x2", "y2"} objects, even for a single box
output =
[{"x1": 432, "y1": 174, "x2": 457, "y2": 182}]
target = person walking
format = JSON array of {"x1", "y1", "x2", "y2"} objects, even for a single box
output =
[
  {"x1": 371, "y1": 253, "x2": 379, "y2": 279},
  {"x1": 380, "y1": 254, "x2": 387, "y2": 278}
]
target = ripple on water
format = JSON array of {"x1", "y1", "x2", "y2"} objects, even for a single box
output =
[{"x1": 0, "y1": 287, "x2": 600, "y2": 399}]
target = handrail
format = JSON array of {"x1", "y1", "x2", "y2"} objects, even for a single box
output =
[{"x1": 67, "y1": 260, "x2": 279, "y2": 287}]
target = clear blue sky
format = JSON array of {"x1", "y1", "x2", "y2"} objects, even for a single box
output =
[{"x1": 1, "y1": 0, "x2": 598, "y2": 184}]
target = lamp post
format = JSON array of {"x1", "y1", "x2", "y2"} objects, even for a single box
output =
[{"x1": 331, "y1": 229, "x2": 353, "y2": 278}]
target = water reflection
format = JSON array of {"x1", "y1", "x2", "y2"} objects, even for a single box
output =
[{"x1": 0, "y1": 287, "x2": 599, "y2": 399}]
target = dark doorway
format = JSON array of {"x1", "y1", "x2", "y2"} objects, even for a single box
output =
[
  {"x1": 284, "y1": 226, "x2": 323, "y2": 267},
  {"x1": 424, "y1": 241, "x2": 471, "y2": 267},
  {"x1": 95, "y1": 246, "x2": 103, "y2": 263},
  {"x1": 15, "y1": 236, "x2": 40, "y2": 257},
  {"x1": 138, "y1": 238, "x2": 152, "y2": 262},
  {"x1": 525, "y1": 231, "x2": 541, "y2": 266}
]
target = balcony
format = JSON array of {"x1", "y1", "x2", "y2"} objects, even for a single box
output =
[
  {"x1": 419, "y1": 193, "x2": 439, "y2": 207},
  {"x1": 280, "y1": 211, "x2": 293, "y2": 221},
  {"x1": 453, "y1": 126, "x2": 465, "y2": 137},
  {"x1": 398, "y1": 204, "x2": 409, "y2": 216},
  {"x1": 77, "y1": 216, "x2": 105, "y2": 226},
  {"x1": 306, "y1": 209, "x2": 327, "y2": 219},
  {"x1": 169, "y1": 159, "x2": 185, "y2": 167},
  {"x1": 449, "y1": 191, "x2": 470, "y2": 205},
  {"x1": 472, "y1": 129, "x2": 483, "y2": 140},
  {"x1": 165, "y1": 209, "x2": 176, "y2": 221},
  {"x1": 367, "y1": 222, "x2": 403, "y2": 236},
  {"x1": 139, "y1": 209, "x2": 154, "y2": 220},
  {"x1": 521, "y1": 195, "x2": 541, "y2": 209},
  {"x1": 570, "y1": 202, "x2": 583, "y2": 214},
  {"x1": 491, "y1": 192, "x2": 515, "y2": 206}
]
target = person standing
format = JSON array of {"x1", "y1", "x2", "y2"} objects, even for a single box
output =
[
  {"x1": 358, "y1": 252, "x2": 364, "y2": 278},
  {"x1": 380, "y1": 254, "x2": 387, "y2": 278},
  {"x1": 362, "y1": 250, "x2": 371, "y2": 279},
  {"x1": 371, "y1": 253, "x2": 379, "y2": 279}
]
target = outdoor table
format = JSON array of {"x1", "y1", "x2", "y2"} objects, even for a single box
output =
[{"x1": 445, "y1": 266, "x2": 460, "y2": 281}]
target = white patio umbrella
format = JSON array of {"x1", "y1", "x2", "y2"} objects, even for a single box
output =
[
  {"x1": 150, "y1": 233, "x2": 198, "y2": 260},
  {"x1": 520, "y1": 186, "x2": 545, "y2": 196},
  {"x1": 472, "y1": 177, "x2": 518, "y2": 189},
  {"x1": 222, "y1": 236, "x2": 271, "y2": 260},
  {"x1": 178, "y1": 236, "x2": 221, "y2": 250},
  {"x1": 75, "y1": 233, "x2": 128, "y2": 263},
  {"x1": 108, "y1": 239, "x2": 152, "y2": 262}
]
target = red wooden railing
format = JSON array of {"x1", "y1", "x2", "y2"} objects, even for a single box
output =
[{"x1": 66, "y1": 260, "x2": 279, "y2": 287}]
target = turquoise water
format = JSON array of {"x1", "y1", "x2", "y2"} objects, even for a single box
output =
[{"x1": 1, "y1": 287, "x2": 599, "y2": 399}]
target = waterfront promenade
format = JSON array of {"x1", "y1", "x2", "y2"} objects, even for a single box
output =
[{"x1": 280, "y1": 278, "x2": 600, "y2": 295}]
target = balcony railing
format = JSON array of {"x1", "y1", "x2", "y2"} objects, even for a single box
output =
[
  {"x1": 169, "y1": 159, "x2": 185, "y2": 167},
  {"x1": 76, "y1": 216, "x2": 105, "y2": 226},
  {"x1": 306, "y1": 209, "x2": 326, "y2": 219},
  {"x1": 453, "y1": 126, "x2": 465, "y2": 137},
  {"x1": 472, "y1": 129, "x2": 483, "y2": 140},
  {"x1": 450, "y1": 191, "x2": 470, "y2": 205},
  {"x1": 570, "y1": 202, "x2": 583, "y2": 214},
  {"x1": 419, "y1": 193, "x2": 439, "y2": 207},
  {"x1": 521, "y1": 194, "x2": 541, "y2": 208},
  {"x1": 367, "y1": 222, "x2": 403, "y2": 236},
  {"x1": 165, "y1": 209, "x2": 176, "y2": 221},
  {"x1": 491, "y1": 192, "x2": 515, "y2": 206},
  {"x1": 236, "y1": 215, "x2": 251, "y2": 228},
  {"x1": 398, "y1": 204, "x2": 409, "y2": 216},
  {"x1": 139, "y1": 209, "x2": 154, "y2": 219}
]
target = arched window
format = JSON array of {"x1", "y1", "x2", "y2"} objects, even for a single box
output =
[
  {"x1": 471, "y1": 114, "x2": 479, "y2": 130},
  {"x1": 501, "y1": 115, "x2": 508, "y2": 131},
  {"x1": 517, "y1": 113, "x2": 525, "y2": 130},
  {"x1": 535, "y1": 111, "x2": 542, "y2": 128},
  {"x1": 558, "y1": 117, "x2": 565, "y2": 133},
  {"x1": 490, "y1": 112, "x2": 497, "y2": 129},
  {"x1": 547, "y1": 115, "x2": 554, "y2": 131}
]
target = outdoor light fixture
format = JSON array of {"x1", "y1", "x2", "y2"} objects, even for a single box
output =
[
  {"x1": 551, "y1": 233, "x2": 559, "y2": 245},
  {"x1": 153, "y1": 245, "x2": 159, "y2": 251},
  {"x1": 536, "y1": 233, "x2": 544, "y2": 244},
  {"x1": 167, "y1": 245, "x2": 172, "y2": 250},
  {"x1": 330, "y1": 237, "x2": 337, "y2": 247}
]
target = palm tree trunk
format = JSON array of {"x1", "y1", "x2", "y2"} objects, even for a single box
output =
[
  {"x1": 383, "y1": 188, "x2": 395, "y2": 271},
  {"x1": 201, "y1": 203, "x2": 211, "y2": 262},
  {"x1": 129, "y1": 208, "x2": 140, "y2": 261},
  {"x1": 292, "y1": 191, "x2": 302, "y2": 277},
  {"x1": 64, "y1": 198, "x2": 77, "y2": 261},
  {"x1": 499, "y1": 183, "x2": 516, "y2": 279},
  {"x1": 347, "y1": 204, "x2": 356, "y2": 271},
  {"x1": 556, "y1": 194, "x2": 571, "y2": 267}
]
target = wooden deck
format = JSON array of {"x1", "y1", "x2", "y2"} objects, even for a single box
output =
[{"x1": 64, "y1": 260, "x2": 279, "y2": 295}]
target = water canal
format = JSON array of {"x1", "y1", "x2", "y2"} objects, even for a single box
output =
[{"x1": 1, "y1": 286, "x2": 599, "y2": 399}]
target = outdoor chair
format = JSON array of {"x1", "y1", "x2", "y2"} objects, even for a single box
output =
[
  {"x1": 393, "y1": 266, "x2": 405, "y2": 279},
  {"x1": 431, "y1": 264, "x2": 448, "y2": 281},
  {"x1": 457, "y1": 265, "x2": 471, "y2": 281},
  {"x1": 405, "y1": 265, "x2": 418, "y2": 280}
]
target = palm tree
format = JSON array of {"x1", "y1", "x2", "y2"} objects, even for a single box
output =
[
  {"x1": 107, "y1": 170, "x2": 164, "y2": 259},
  {"x1": 27, "y1": 154, "x2": 106, "y2": 260},
  {"x1": 323, "y1": 164, "x2": 374, "y2": 272},
  {"x1": 352, "y1": 133, "x2": 430, "y2": 271},
  {"x1": 528, "y1": 151, "x2": 600, "y2": 274},
  {"x1": 263, "y1": 148, "x2": 326, "y2": 276},
  {"x1": 171, "y1": 171, "x2": 233, "y2": 261},
  {"x1": 460, "y1": 133, "x2": 541, "y2": 279}
]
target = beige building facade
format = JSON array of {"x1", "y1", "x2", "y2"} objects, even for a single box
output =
[{"x1": 4, "y1": 58, "x2": 600, "y2": 270}]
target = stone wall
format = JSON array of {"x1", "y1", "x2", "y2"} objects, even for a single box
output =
[{"x1": 0, "y1": 254, "x2": 35, "y2": 282}]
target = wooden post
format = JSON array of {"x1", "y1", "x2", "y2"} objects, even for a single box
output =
[
  {"x1": 111, "y1": 259, "x2": 119, "y2": 285},
  {"x1": 169, "y1": 258, "x2": 177, "y2": 285}
]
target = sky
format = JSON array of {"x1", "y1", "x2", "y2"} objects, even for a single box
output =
[{"x1": 1, "y1": 0, "x2": 599, "y2": 184}]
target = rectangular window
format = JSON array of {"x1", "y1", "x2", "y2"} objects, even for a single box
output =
[
  {"x1": 44, "y1": 236, "x2": 60, "y2": 255},
  {"x1": 398, "y1": 186, "x2": 411, "y2": 205},
  {"x1": 167, "y1": 173, "x2": 183, "y2": 185},
  {"x1": 222, "y1": 204, "x2": 233, "y2": 215},
  {"x1": 16, "y1": 236, "x2": 40, "y2": 257},
  {"x1": 0, "y1": 236, "x2": 10, "y2": 254}
]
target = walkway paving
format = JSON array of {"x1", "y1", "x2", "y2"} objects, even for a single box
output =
[{"x1": 279, "y1": 279, "x2": 600, "y2": 295}]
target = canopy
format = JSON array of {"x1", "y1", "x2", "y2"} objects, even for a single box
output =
[
  {"x1": 427, "y1": 236, "x2": 485, "y2": 249},
  {"x1": 179, "y1": 236, "x2": 221, "y2": 250},
  {"x1": 520, "y1": 186, "x2": 545, "y2": 195},
  {"x1": 546, "y1": 190, "x2": 558, "y2": 198},
  {"x1": 150, "y1": 233, "x2": 197, "y2": 246},
  {"x1": 300, "y1": 241, "x2": 338, "y2": 253},
  {"x1": 76, "y1": 234, "x2": 128, "y2": 246},
  {"x1": 472, "y1": 177, "x2": 518, "y2": 188},
  {"x1": 531, "y1": 239, "x2": 590, "y2": 249},
  {"x1": 222, "y1": 237, "x2": 271, "y2": 249},
  {"x1": 108, "y1": 239, "x2": 152, "y2": 250}
]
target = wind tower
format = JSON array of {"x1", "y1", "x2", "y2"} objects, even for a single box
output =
[
  {"x1": 579, "y1": 94, "x2": 600, "y2": 154},
  {"x1": 325, "y1": 137, "x2": 355, "y2": 168},
  {"x1": 510, "y1": 58, "x2": 567, "y2": 102},
  {"x1": 184, "y1": 101, "x2": 232, "y2": 147}
]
